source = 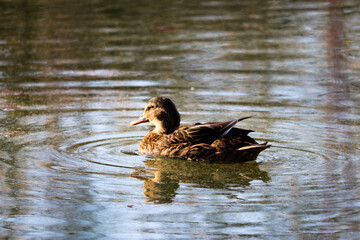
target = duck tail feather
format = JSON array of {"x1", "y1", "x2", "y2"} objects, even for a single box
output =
[
  {"x1": 233, "y1": 143, "x2": 270, "y2": 162},
  {"x1": 237, "y1": 143, "x2": 271, "y2": 151}
]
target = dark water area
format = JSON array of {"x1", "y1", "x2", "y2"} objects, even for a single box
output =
[{"x1": 1, "y1": 0, "x2": 360, "y2": 239}]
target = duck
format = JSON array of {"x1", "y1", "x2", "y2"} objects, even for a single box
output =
[{"x1": 131, "y1": 96, "x2": 270, "y2": 163}]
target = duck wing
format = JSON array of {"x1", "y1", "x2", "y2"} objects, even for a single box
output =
[{"x1": 163, "y1": 117, "x2": 252, "y2": 144}]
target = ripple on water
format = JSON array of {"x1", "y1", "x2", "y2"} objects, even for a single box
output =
[{"x1": 56, "y1": 132, "x2": 143, "y2": 170}]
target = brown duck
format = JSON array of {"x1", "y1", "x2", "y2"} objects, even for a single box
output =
[{"x1": 131, "y1": 97, "x2": 270, "y2": 163}]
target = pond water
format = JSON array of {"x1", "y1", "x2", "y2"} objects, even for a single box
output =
[{"x1": 1, "y1": 0, "x2": 360, "y2": 239}]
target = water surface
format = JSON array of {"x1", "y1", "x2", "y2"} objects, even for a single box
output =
[{"x1": 1, "y1": 0, "x2": 360, "y2": 239}]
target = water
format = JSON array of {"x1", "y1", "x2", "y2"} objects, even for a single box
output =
[{"x1": 1, "y1": 0, "x2": 359, "y2": 239}]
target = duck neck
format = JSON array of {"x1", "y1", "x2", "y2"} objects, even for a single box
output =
[{"x1": 153, "y1": 118, "x2": 179, "y2": 134}]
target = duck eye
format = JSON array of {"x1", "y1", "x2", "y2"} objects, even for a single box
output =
[{"x1": 146, "y1": 105, "x2": 154, "y2": 111}]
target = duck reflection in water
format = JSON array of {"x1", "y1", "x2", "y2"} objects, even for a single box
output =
[{"x1": 131, "y1": 157, "x2": 270, "y2": 204}]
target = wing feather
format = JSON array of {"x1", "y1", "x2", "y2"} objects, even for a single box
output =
[{"x1": 162, "y1": 117, "x2": 251, "y2": 144}]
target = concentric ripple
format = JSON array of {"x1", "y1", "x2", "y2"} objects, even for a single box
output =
[{"x1": 57, "y1": 132, "x2": 144, "y2": 170}]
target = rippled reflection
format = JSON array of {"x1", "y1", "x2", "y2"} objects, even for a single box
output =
[{"x1": 132, "y1": 157, "x2": 270, "y2": 204}]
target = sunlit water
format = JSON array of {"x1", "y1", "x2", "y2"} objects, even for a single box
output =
[{"x1": 1, "y1": 0, "x2": 360, "y2": 239}]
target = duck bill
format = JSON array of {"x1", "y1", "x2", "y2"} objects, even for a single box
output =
[{"x1": 130, "y1": 115, "x2": 149, "y2": 125}]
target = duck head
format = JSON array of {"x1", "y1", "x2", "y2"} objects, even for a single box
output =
[{"x1": 131, "y1": 97, "x2": 180, "y2": 134}]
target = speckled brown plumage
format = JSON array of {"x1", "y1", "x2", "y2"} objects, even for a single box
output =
[{"x1": 131, "y1": 97, "x2": 270, "y2": 163}]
